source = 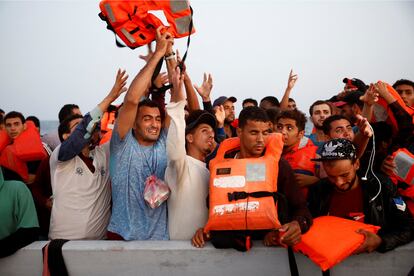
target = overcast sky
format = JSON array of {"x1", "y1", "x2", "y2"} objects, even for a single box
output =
[{"x1": 1, "y1": 0, "x2": 413, "y2": 120}]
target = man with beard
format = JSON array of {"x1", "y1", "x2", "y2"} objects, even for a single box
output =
[
  {"x1": 166, "y1": 67, "x2": 217, "y2": 240},
  {"x1": 307, "y1": 100, "x2": 332, "y2": 147},
  {"x1": 212, "y1": 96, "x2": 237, "y2": 138},
  {"x1": 107, "y1": 28, "x2": 174, "y2": 240},
  {"x1": 308, "y1": 138, "x2": 414, "y2": 253}
]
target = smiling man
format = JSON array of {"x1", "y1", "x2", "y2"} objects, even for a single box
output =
[{"x1": 107, "y1": 28, "x2": 174, "y2": 241}]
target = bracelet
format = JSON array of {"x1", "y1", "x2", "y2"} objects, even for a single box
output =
[{"x1": 164, "y1": 52, "x2": 175, "y2": 60}]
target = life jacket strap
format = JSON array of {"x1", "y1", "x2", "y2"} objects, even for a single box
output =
[{"x1": 227, "y1": 191, "x2": 278, "y2": 202}]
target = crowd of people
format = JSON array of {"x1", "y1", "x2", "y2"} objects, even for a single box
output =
[{"x1": 1, "y1": 28, "x2": 414, "y2": 266}]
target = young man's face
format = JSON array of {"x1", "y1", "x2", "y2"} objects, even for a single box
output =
[
  {"x1": 275, "y1": 118, "x2": 303, "y2": 148},
  {"x1": 311, "y1": 104, "x2": 331, "y2": 128},
  {"x1": 288, "y1": 100, "x2": 297, "y2": 110},
  {"x1": 243, "y1": 102, "x2": 255, "y2": 109},
  {"x1": 323, "y1": 159, "x2": 360, "y2": 192},
  {"x1": 134, "y1": 106, "x2": 162, "y2": 145},
  {"x1": 186, "y1": 123, "x2": 215, "y2": 155},
  {"x1": 327, "y1": 119, "x2": 354, "y2": 141},
  {"x1": 223, "y1": 100, "x2": 235, "y2": 123},
  {"x1": 237, "y1": 120, "x2": 270, "y2": 158},
  {"x1": 395, "y1": 84, "x2": 414, "y2": 107},
  {"x1": 5, "y1": 117, "x2": 26, "y2": 139}
]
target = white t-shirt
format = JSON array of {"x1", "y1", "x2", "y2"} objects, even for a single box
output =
[
  {"x1": 49, "y1": 143, "x2": 111, "y2": 240},
  {"x1": 165, "y1": 101, "x2": 210, "y2": 240}
]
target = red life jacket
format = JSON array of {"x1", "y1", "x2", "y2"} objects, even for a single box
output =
[
  {"x1": 99, "y1": 0, "x2": 195, "y2": 49},
  {"x1": 101, "y1": 110, "x2": 116, "y2": 135},
  {"x1": 204, "y1": 134, "x2": 283, "y2": 232},
  {"x1": 293, "y1": 216, "x2": 380, "y2": 271},
  {"x1": 283, "y1": 136, "x2": 317, "y2": 176},
  {"x1": 0, "y1": 121, "x2": 47, "y2": 181}
]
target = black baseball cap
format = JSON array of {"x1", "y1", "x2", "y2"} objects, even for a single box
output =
[
  {"x1": 185, "y1": 110, "x2": 217, "y2": 134},
  {"x1": 343, "y1": 78, "x2": 368, "y2": 92},
  {"x1": 312, "y1": 138, "x2": 357, "y2": 161},
  {"x1": 213, "y1": 96, "x2": 237, "y2": 107}
]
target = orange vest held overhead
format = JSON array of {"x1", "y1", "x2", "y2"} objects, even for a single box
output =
[
  {"x1": 99, "y1": 0, "x2": 195, "y2": 49},
  {"x1": 204, "y1": 134, "x2": 283, "y2": 233}
]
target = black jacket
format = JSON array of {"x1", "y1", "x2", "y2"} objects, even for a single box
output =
[{"x1": 308, "y1": 174, "x2": 414, "y2": 252}]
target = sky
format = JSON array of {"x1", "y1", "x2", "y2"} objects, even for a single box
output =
[{"x1": 1, "y1": 0, "x2": 413, "y2": 120}]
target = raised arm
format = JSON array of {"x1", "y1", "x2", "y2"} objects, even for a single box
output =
[
  {"x1": 280, "y1": 69, "x2": 298, "y2": 110},
  {"x1": 194, "y1": 73, "x2": 214, "y2": 114},
  {"x1": 176, "y1": 50, "x2": 200, "y2": 111},
  {"x1": 116, "y1": 27, "x2": 173, "y2": 139},
  {"x1": 58, "y1": 69, "x2": 128, "y2": 161}
]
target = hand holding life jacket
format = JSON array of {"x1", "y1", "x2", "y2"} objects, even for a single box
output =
[
  {"x1": 372, "y1": 82, "x2": 414, "y2": 134},
  {"x1": 0, "y1": 121, "x2": 47, "y2": 182},
  {"x1": 293, "y1": 216, "x2": 380, "y2": 271},
  {"x1": 204, "y1": 134, "x2": 283, "y2": 232},
  {"x1": 99, "y1": 0, "x2": 195, "y2": 49}
]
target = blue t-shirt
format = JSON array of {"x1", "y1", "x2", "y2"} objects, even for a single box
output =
[{"x1": 108, "y1": 126, "x2": 168, "y2": 240}]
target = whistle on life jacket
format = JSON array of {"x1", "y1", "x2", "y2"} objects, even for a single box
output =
[
  {"x1": 204, "y1": 134, "x2": 284, "y2": 233},
  {"x1": 99, "y1": 0, "x2": 195, "y2": 49},
  {"x1": 392, "y1": 148, "x2": 414, "y2": 186}
]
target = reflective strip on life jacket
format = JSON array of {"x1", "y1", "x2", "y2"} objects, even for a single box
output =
[
  {"x1": 204, "y1": 134, "x2": 283, "y2": 232},
  {"x1": 293, "y1": 216, "x2": 380, "y2": 271},
  {"x1": 99, "y1": 0, "x2": 195, "y2": 49},
  {"x1": 392, "y1": 148, "x2": 414, "y2": 186}
]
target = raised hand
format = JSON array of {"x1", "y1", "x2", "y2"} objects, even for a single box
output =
[
  {"x1": 360, "y1": 84, "x2": 379, "y2": 106},
  {"x1": 139, "y1": 43, "x2": 154, "y2": 63},
  {"x1": 355, "y1": 114, "x2": 373, "y2": 137},
  {"x1": 109, "y1": 69, "x2": 128, "y2": 100},
  {"x1": 214, "y1": 105, "x2": 225, "y2": 128},
  {"x1": 154, "y1": 26, "x2": 174, "y2": 57},
  {"x1": 194, "y1": 73, "x2": 213, "y2": 102},
  {"x1": 153, "y1": 72, "x2": 169, "y2": 89},
  {"x1": 287, "y1": 69, "x2": 298, "y2": 91}
]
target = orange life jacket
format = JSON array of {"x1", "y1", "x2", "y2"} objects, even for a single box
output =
[
  {"x1": 204, "y1": 134, "x2": 283, "y2": 232},
  {"x1": 0, "y1": 130, "x2": 10, "y2": 152},
  {"x1": 101, "y1": 110, "x2": 116, "y2": 134},
  {"x1": 372, "y1": 82, "x2": 414, "y2": 134},
  {"x1": 99, "y1": 0, "x2": 195, "y2": 49},
  {"x1": 283, "y1": 136, "x2": 317, "y2": 176},
  {"x1": 293, "y1": 216, "x2": 380, "y2": 271},
  {"x1": 392, "y1": 148, "x2": 414, "y2": 186},
  {"x1": 99, "y1": 130, "x2": 112, "y2": 145},
  {"x1": 0, "y1": 121, "x2": 47, "y2": 181}
]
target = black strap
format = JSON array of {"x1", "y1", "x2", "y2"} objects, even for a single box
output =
[
  {"x1": 227, "y1": 191, "x2": 278, "y2": 202},
  {"x1": 323, "y1": 269, "x2": 331, "y2": 276},
  {"x1": 177, "y1": 6, "x2": 193, "y2": 71},
  {"x1": 288, "y1": 246, "x2": 300, "y2": 276},
  {"x1": 99, "y1": 12, "x2": 129, "y2": 48}
]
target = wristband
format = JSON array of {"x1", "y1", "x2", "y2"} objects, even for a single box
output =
[{"x1": 164, "y1": 52, "x2": 175, "y2": 60}]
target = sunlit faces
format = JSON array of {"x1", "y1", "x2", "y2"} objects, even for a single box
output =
[
  {"x1": 237, "y1": 120, "x2": 270, "y2": 158},
  {"x1": 327, "y1": 119, "x2": 354, "y2": 141},
  {"x1": 5, "y1": 117, "x2": 26, "y2": 139},
  {"x1": 186, "y1": 123, "x2": 215, "y2": 155},
  {"x1": 222, "y1": 100, "x2": 235, "y2": 123},
  {"x1": 134, "y1": 106, "x2": 162, "y2": 145},
  {"x1": 395, "y1": 84, "x2": 414, "y2": 107},
  {"x1": 323, "y1": 159, "x2": 360, "y2": 192},
  {"x1": 275, "y1": 118, "x2": 303, "y2": 147},
  {"x1": 311, "y1": 104, "x2": 331, "y2": 128}
]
